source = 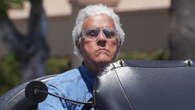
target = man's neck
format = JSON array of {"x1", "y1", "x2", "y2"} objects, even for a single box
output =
[{"x1": 83, "y1": 61, "x2": 107, "y2": 75}]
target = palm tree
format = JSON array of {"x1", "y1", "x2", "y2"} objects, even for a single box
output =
[
  {"x1": 0, "y1": 0, "x2": 49, "y2": 82},
  {"x1": 169, "y1": 0, "x2": 195, "y2": 60}
]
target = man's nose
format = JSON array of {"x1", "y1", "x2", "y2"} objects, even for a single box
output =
[{"x1": 96, "y1": 31, "x2": 106, "y2": 47}]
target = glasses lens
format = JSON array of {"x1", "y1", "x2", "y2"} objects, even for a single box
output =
[
  {"x1": 84, "y1": 29, "x2": 100, "y2": 38},
  {"x1": 83, "y1": 28, "x2": 117, "y2": 39},
  {"x1": 103, "y1": 29, "x2": 116, "y2": 38}
]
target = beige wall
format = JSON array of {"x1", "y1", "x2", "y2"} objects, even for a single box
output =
[
  {"x1": 119, "y1": 10, "x2": 170, "y2": 52},
  {"x1": 0, "y1": 9, "x2": 170, "y2": 57}
]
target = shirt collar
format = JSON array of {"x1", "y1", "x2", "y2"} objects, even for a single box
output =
[{"x1": 79, "y1": 64, "x2": 96, "y2": 93}]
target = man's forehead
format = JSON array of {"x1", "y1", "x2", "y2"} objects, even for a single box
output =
[{"x1": 82, "y1": 14, "x2": 116, "y2": 30}]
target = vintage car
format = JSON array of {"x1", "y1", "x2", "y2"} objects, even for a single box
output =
[{"x1": 0, "y1": 59, "x2": 195, "y2": 110}]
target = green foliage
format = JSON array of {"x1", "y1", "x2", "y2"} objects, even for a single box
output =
[
  {"x1": 46, "y1": 56, "x2": 72, "y2": 75},
  {"x1": 0, "y1": 0, "x2": 9, "y2": 16},
  {"x1": 8, "y1": 0, "x2": 24, "y2": 9},
  {"x1": 0, "y1": 54, "x2": 20, "y2": 96},
  {"x1": 0, "y1": 0, "x2": 24, "y2": 17}
]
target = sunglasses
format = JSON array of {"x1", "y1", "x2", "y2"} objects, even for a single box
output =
[{"x1": 82, "y1": 28, "x2": 118, "y2": 39}]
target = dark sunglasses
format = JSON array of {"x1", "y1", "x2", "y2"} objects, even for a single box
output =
[{"x1": 82, "y1": 28, "x2": 117, "y2": 39}]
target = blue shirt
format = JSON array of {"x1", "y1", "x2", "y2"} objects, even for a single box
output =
[{"x1": 38, "y1": 65, "x2": 95, "y2": 110}]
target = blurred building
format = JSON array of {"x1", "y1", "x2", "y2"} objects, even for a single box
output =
[{"x1": 0, "y1": 0, "x2": 171, "y2": 57}]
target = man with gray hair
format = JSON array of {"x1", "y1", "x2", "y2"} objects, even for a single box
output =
[{"x1": 38, "y1": 4, "x2": 125, "y2": 110}]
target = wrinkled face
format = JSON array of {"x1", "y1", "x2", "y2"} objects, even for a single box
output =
[{"x1": 77, "y1": 14, "x2": 120, "y2": 66}]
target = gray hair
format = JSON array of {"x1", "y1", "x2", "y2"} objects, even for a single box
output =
[{"x1": 72, "y1": 4, "x2": 125, "y2": 56}]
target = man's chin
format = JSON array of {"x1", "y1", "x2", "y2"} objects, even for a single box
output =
[
  {"x1": 93, "y1": 54, "x2": 115, "y2": 65},
  {"x1": 95, "y1": 58, "x2": 112, "y2": 66}
]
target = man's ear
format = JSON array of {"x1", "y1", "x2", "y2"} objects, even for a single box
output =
[
  {"x1": 76, "y1": 40, "x2": 81, "y2": 50},
  {"x1": 118, "y1": 40, "x2": 122, "y2": 49}
]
